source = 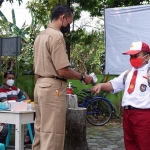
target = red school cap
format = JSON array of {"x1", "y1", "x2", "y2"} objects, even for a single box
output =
[{"x1": 123, "y1": 41, "x2": 150, "y2": 55}]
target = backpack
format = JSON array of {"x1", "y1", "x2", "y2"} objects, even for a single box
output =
[{"x1": 123, "y1": 67, "x2": 150, "y2": 87}]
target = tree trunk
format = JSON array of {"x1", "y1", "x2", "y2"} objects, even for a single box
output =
[{"x1": 65, "y1": 95, "x2": 88, "y2": 150}]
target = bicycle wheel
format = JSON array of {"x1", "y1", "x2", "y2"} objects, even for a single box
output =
[{"x1": 86, "y1": 98, "x2": 113, "y2": 126}]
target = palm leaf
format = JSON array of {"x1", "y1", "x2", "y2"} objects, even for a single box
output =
[
  {"x1": 11, "y1": 9, "x2": 16, "y2": 25},
  {"x1": 6, "y1": 0, "x2": 23, "y2": 5},
  {"x1": 0, "y1": 11, "x2": 8, "y2": 22}
]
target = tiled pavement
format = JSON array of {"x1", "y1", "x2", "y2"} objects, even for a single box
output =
[
  {"x1": 6, "y1": 119, "x2": 125, "y2": 150},
  {"x1": 86, "y1": 120, "x2": 125, "y2": 150}
]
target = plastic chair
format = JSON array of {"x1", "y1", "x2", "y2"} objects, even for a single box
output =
[
  {"x1": 5, "y1": 124, "x2": 12, "y2": 147},
  {"x1": 0, "y1": 143, "x2": 5, "y2": 150},
  {"x1": 5, "y1": 124, "x2": 34, "y2": 147},
  {"x1": 27, "y1": 124, "x2": 34, "y2": 142}
]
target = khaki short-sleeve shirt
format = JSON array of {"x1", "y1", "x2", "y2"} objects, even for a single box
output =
[{"x1": 34, "y1": 23, "x2": 70, "y2": 77}]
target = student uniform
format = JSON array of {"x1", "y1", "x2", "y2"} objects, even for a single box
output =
[
  {"x1": 110, "y1": 64, "x2": 150, "y2": 150},
  {"x1": 33, "y1": 23, "x2": 70, "y2": 150}
]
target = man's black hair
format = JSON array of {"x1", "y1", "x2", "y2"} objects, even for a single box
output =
[
  {"x1": 51, "y1": 4, "x2": 74, "y2": 21},
  {"x1": 4, "y1": 71, "x2": 15, "y2": 78}
]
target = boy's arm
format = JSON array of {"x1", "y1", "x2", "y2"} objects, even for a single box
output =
[{"x1": 91, "y1": 82, "x2": 113, "y2": 94}]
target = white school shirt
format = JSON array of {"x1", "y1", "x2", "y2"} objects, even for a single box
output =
[{"x1": 110, "y1": 64, "x2": 150, "y2": 108}]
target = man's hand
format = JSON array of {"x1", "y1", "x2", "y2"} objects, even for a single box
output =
[
  {"x1": 57, "y1": 67, "x2": 93, "y2": 84},
  {"x1": 83, "y1": 75, "x2": 93, "y2": 84},
  {"x1": 90, "y1": 84, "x2": 102, "y2": 94},
  {"x1": 23, "y1": 92, "x2": 30, "y2": 100}
]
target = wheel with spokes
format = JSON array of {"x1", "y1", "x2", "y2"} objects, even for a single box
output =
[{"x1": 86, "y1": 98, "x2": 113, "y2": 126}]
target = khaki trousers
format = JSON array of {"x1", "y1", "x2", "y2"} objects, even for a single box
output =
[{"x1": 32, "y1": 78, "x2": 67, "y2": 150}]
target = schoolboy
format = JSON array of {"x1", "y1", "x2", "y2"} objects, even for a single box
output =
[{"x1": 91, "y1": 41, "x2": 150, "y2": 150}]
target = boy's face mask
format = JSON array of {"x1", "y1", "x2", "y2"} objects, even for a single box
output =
[{"x1": 129, "y1": 55, "x2": 148, "y2": 68}]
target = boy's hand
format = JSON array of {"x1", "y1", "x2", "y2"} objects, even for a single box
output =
[{"x1": 91, "y1": 84, "x2": 102, "y2": 94}]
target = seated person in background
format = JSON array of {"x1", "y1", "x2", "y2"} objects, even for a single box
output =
[
  {"x1": 0, "y1": 71, "x2": 34, "y2": 144},
  {"x1": 0, "y1": 71, "x2": 29, "y2": 102},
  {"x1": 0, "y1": 123, "x2": 8, "y2": 143}
]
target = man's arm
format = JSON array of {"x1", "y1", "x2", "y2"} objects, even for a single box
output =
[
  {"x1": 57, "y1": 67, "x2": 93, "y2": 84},
  {"x1": 34, "y1": 74, "x2": 39, "y2": 81},
  {"x1": 33, "y1": 66, "x2": 39, "y2": 81},
  {"x1": 23, "y1": 92, "x2": 30, "y2": 100},
  {"x1": 90, "y1": 71, "x2": 127, "y2": 94}
]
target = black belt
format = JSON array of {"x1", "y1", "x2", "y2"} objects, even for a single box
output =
[
  {"x1": 39, "y1": 76, "x2": 67, "y2": 82},
  {"x1": 124, "y1": 105, "x2": 150, "y2": 110}
]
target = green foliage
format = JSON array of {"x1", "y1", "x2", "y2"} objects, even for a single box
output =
[
  {"x1": 0, "y1": 17, "x2": 10, "y2": 36},
  {"x1": 106, "y1": 0, "x2": 150, "y2": 8},
  {"x1": 11, "y1": 9, "x2": 16, "y2": 25},
  {"x1": 0, "y1": 0, "x2": 23, "y2": 6},
  {"x1": 26, "y1": 0, "x2": 59, "y2": 28},
  {"x1": 0, "y1": 9, "x2": 41, "y2": 75},
  {"x1": 70, "y1": 31, "x2": 105, "y2": 74},
  {"x1": 16, "y1": 75, "x2": 35, "y2": 100},
  {"x1": 72, "y1": 0, "x2": 150, "y2": 17}
]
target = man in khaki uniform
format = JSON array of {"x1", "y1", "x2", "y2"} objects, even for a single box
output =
[{"x1": 33, "y1": 5, "x2": 93, "y2": 150}]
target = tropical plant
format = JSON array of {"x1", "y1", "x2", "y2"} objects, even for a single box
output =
[
  {"x1": 0, "y1": 0, "x2": 22, "y2": 6},
  {"x1": 70, "y1": 31, "x2": 105, "y2": 74},
  {"x1": 0, "y1": 9, "x2": 41, "y2": 75}
]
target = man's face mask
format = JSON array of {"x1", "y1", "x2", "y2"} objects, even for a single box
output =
[
  {"x1": 60, "y1": 17, "x2": 70, "y2": 34},
  {"x1": 6, "y1": 79, "x2": 14, "y2": 87}
]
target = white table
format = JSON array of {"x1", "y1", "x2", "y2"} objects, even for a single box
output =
[{"x1": 0, "y1": 110, "x2": 34, "y2": 150}]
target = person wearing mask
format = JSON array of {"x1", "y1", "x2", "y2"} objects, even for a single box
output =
[
  {"x1": 0, "y1": 71, "x2": 29, "y2": 102},
  {"x1": 33, "y1": 4, "x2": 93, "y2": 150},
  {"x1": 0, "y1": 71, "x2": 33, "y2": 145},
  {"x1": 91, "y1": 41, "x2": 150, "y2": 150}
]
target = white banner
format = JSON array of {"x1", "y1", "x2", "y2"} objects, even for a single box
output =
[{"x1": 105, "y1": 4, "x2": 150, "y2": 75}]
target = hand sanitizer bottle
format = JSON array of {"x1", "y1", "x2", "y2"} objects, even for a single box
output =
[{"x1": 67, "y1": 82, "x2": 73, "y2": 95}]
